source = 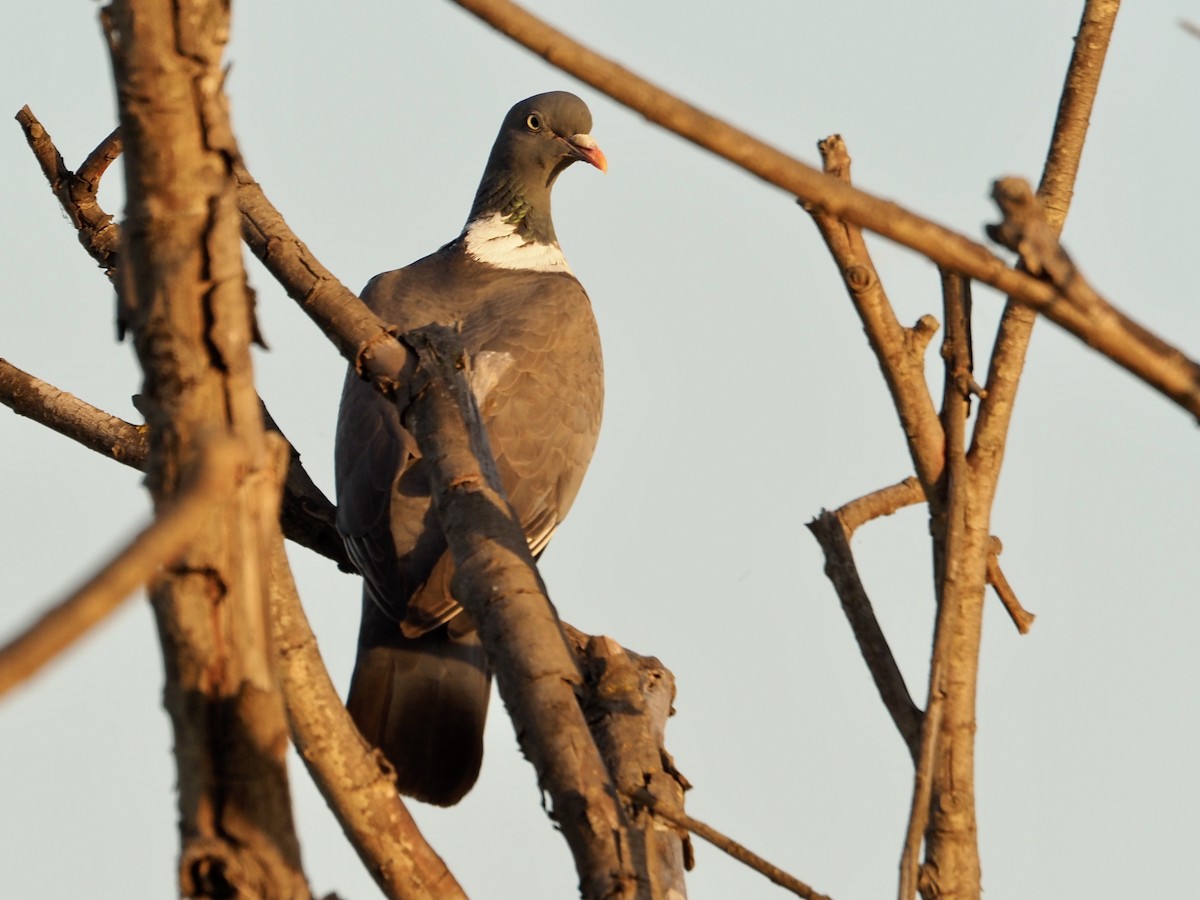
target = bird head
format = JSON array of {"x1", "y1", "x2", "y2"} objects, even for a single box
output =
[{"x1": 468, "y1": 92, "x2": 605, "y2": 244}]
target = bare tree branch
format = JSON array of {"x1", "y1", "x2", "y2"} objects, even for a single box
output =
[
  {"x1": 808, "y1": 510, "x2": 922, "y2": 761},
  {"x1": 0, "y1": 356, "x2": 351, "y2": 570},
  {"x1": 106, "y1": 0, "x2": 310, "y2": 892},
  {"x1": 0, "y1": 438, "x2": 240, "y2": 699},
  {"x1": 564, "y1": 626, "x2": 692, "y2": 896},
  {"x1": 903, "y1": 271, "x2": 983, "y2": 900},
  {"x1": 634, "y1": 790, "x2": 832, "y2": 900},
  {"x1": 986, "y1": 538, "x2": 1035, "y2": 635},
  {"x1": 15, "y1": 107, "x2": 120, "y2": 278},
  {"x1": 404, "y1": 324, "x2": 636, "y2": 898},
  {"x1": 267, "y1": 539, "x2": 468, "y2": 900},
  {"x1": 0, "y1": 356, "x2": 148, "y2": 467},
  {"x1": 837, "y1": 477, "x2": 925, "y2": 537},
  {"x1": 449, "y1": 0, "x2": 1200, "y2": 420},
  {"x1": 234, "y1": 161, "x2": 411, "y2": 382},
  {"x1": 972, "y1": 0, "x2": 1124, "y2": 477},
  {"x1": 805, "y1": 136, "x2": 944, "y2": 495}
]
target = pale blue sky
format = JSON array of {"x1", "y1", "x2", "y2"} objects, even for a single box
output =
[{"x1": 2, "y1": 3, "x2": 1198, "y2": 898}]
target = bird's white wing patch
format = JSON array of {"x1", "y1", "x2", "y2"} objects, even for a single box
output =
[
  {"x1": 467, "y1": 350, "x2": 515, "y2": 407},
  {"x1": 463, "y1": 213, "x2": 575, "y2": 274}
]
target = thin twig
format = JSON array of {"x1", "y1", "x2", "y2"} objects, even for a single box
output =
[
  {"x1": 808, "y1": 510, "x2": 922, "y2": 761},
  {"x1": 972, "y1": 0, "x2": 1124, "y2": 477},
  {"x1": 0, "y1": 357, "x2": 148, "y2": 468},
  {"x1": 0, "y1": 357, "x2": 350, "y2": 569},
  {"x1": 837, "y1": 476, "x2": 926, "y2": 537},
  {"x1": 15, "y1": 106, "x2": 120, "y2": 278},
  {"x1": 0, "y1": 439, "x2": 241, "y2": 699},
  {"x1": 986, "y1": 538, "x2": 1035, "y2": 635},
  {"x1": 805, "y1": 136, "x2": 944, "y2": 495},
  {"x1": 77, "y1": 125, "x2": 122, "y2": 187},
  {"x1": 449, "y1": 0, "x2": 1200, "y2": 420},
  {"x1": 633, "y1": 789, "x2": 832, "y2": 900}
]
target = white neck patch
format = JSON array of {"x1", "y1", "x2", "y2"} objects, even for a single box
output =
[{"x1": 462, "y1": 212, "x2": 574, "y2": 275}]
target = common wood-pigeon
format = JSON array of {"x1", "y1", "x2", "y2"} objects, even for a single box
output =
[{"x1": 335, "y1": 91, "x2": 606, "y2": 805}]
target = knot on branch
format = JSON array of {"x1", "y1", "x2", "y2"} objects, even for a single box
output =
[
  {"x1": 986, "y1": 176, "x2": 1078, "y2": 289},
  {"x1": 845, "y1": 264, "x2": 873, "y2": 292}
]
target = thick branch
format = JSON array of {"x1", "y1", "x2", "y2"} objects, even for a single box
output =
[
  {"x1": 404, "y1": 325, "x2": 636, "y2": 899},
  {"x1": 0, "y1": 439, "x2": 240, "y2": 699},
  {"x1": 234, "y1": 161, "x2": 411, "y2": 382},
  {"x1": 450, "y1": 0, "x2": 1200, "y2": 419},
  {"x1": 565, "y1": 626, "x2": 691, "y2": 897},
  {"x1": 267, "y1": 539, "x2": 467, "y2": 900},
  {"x1": 107, "y1": 0, "x2": 310, "y2": 893},
  {"x1": 903, "y1": 271, "x2": 982, "y2": 900}
]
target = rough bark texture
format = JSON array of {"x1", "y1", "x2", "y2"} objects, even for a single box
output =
[
  {"x1": 564, "y1": 626, "x2": 691, "y2": 899},
  {"x1": 403, "y1": 325, "x2": 638, "y2": 900},
  {"x1": 105, "y1": 1, "x2": 309, "y2": 895},
  {"x1": 267, "y1": 540, "x2": 468, "y2": 900}
]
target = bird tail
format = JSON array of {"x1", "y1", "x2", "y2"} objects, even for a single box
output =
[{"x1": 346, "y1": 598, "x2": 491, "y2": 806}]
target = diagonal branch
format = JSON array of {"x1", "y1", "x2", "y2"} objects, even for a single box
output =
[
  {"x1": 808, "y1": 508, "x2": 922, "y2": 762},
  {"x1": 634, "y1": 791, "x2": 832, "y2": 900},
  {"x1": 837, "y1": 476, "x2": 925, "y2": 537},
  {"x1": 972, "y1": 0, "x2": 1124, "y2": 476},
  {"x1": 404, "y1": 325, "x2": 636, "y2": 898},
  {"x1": 15, "y1": 107, "x2": 120, "y2": 278},
  {"x1": 0, "y1": 438, "x2": 240, "y2": 699},
  {"x1": 450, "y1": 0, "x2": 1200, "y2": 420},
  {"x1": 267, "y1": 538, "x2": 467, "y2": 900},
  {"x1": 804, "y1": 136, "x2": 944, "y2": 496},
  {"x1": 234, "y1": 161, "x2": 410, "y2": 381},
  {"x1": 986, "y1": 538, "x2": 1035, "y2": 635},
  {"x1": 0, "y1": 356, "x2": 351, "y2": 569}
]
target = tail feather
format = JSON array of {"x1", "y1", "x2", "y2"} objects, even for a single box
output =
[{"x1": 347, "y1": 599, "x2": 491, "y2": 806}]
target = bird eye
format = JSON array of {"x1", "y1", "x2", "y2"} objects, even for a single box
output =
[{"x1": 525, "y1": 113, "x2": 542, "y2": 132}]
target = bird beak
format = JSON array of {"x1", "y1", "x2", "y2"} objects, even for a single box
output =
[{"x1": 565, "y1": 132, "x2": 608, "y2": 173}]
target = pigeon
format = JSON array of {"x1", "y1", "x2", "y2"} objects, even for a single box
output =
[{"x1": 335, "y1": 91, "x2": 606, "y2": 805}]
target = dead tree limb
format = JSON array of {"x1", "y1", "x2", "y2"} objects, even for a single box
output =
[
  {"x1": 562, "y1": 624, "x2": 692, "y2": 897},
  {"x1": 636, "y1": 793, "x2": 832, "y2": 900},
  {"x1": 404, "y1": 325, "x2": 637, "y2": 899},
  {"x1": 267, "y1": 538, "x2": 468, "y2": 900},
  {"x1": 0, "y1": 439, "x2": 240, "y2": 699},
  {"x1": 12, "y1": 107, "x2": 351, "y2": 570},
  {"x1": 105, "y1": 0, "x2": 310, "y2": 893},
  {"x1": 807, "y1": 510, "x2": 922, "y2": 761},
  {"x1": 972, "y1": 0, "x2": 1123, "y2": 474},
  {"x1": 804, "y1": 136, "x2": 944, "y2": 495},
  {"x1": 902, "y1": 272, "x2": 985, "y2": 900}
]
